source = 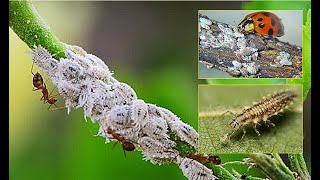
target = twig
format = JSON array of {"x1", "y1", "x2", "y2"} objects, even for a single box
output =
[{"x1": 199, "y1": 13, "x2": 302, "y2": 78}]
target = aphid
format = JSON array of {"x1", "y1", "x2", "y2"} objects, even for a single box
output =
[
  {"x1": 31, "y1": 61, "x2": 63, "y2": 110},
  {"x1": 238, "y1": 11, "x2": 284, "y2": 37},
  {"x1": 106, "y1": 127, "x2": 136, "y2": 153},
  {"x1": 225, "y1": 90, "x2": 297, "y2": 139},
  {"x1": 186, "y1": 153, "x2": 221, "y2": 165}
]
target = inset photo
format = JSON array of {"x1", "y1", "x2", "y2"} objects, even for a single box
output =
[
  {"x1": 198, "y1": 85, "x2": 302, "y2": 153},
  {"x1": 198, "y1": 10, "x2": 302, "y2": 78}
]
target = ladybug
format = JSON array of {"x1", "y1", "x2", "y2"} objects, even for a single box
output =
[{"x1": 237, "y1": 11, "x2": 284, "y2": 37}]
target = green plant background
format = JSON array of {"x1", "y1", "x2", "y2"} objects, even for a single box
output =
[{"x1": 9, "y1": 1, "x2": 310, "y2": 180}]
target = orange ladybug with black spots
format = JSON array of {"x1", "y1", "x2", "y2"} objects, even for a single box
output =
[{"x1": 237, "y1": 11, "x2": 284, "y2": 37}]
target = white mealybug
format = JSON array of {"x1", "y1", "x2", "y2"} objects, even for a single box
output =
[
  {"x1": 147, "y1": 104, "x2": 164, "y2": 118},
  {"x1": 105, "y1": 105, "x2": 135, "y2": 128},
  {"x1": 158, "y1": 106, "x2": 180, "y2": 123},
  {"x1": 155, "y1": 106, "x2": 198, "y2": 149},
  {"x1": 177, "y1": 157, "x2": 217, "y2": 180},
  {"x1": 66, "y1": 44, "x2": 87, "y2": 56},
  {"x1": 79, "y1": 53, "x2": 113, "y2": 81},
  {"x1": 55, "y1": 58, "x2": 86, "y2": 84},
  {"x1": 115, "y1": 123, "x2": 141, "y2": 141},
  {"x1": 142, "y1": 117, "x2": 168, "y2": 139},
  {"x1": 155, "y1": 137, "x2": 177, "y2": 149},
  {"x1": 81, "y1": 81, "x2": 118, "y2": 121},
  {"x1": 138, "y1": 136, "x2": 179, "y2": 165},
  {"x1": 111, "y1": 82, "x2": 137, "y2": 106},
  {"x1": 168, "y1": 121, "x2": 198, "y2": 149},
  {"x1": 29, "y1": 46, "x2": 58, "y2": 75},
  {"x1": 142, "y1": 149, "x2": 179, "y2": 165},
  {"x1": 132, "y1": 100, "x2": 149, "y2": 126}
]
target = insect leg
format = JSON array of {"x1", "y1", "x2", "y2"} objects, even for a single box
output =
[
  {"x1": 221, "y1": 111, "x2": 236, "y2": 117},
  {"x1": 32, "y1": 87, "x2": 42, "y2": 91},
  {"x1": 253, "y1": 124, "x2": 260, "y2": 136},
  {"x1": 31, "y1": 60, "x2": 36, "y2": 75},
  {"x1": 47, "y1": 104, "x2": 53, "y2": 110},
  {"x1": 240, "y1": 128, "x2": 246, "y2": 140},
  {"x1": 265, "y1": 120, "x2": 275, "y2": 127},
  {"x1": 48, "y1": 104, "x2": 66, "y2": 111},
  {"x1": 122, "y1": 145, "x2": 127, "y2": 158}
]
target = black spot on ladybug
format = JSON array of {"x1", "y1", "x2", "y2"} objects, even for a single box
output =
[
  {"x1": 268, "y1": 28, "x2": 274, "y2": 36},
  {"x1": 258, "y1": 23, "x2": 265, "y2": 28},
  {"x1": 271, "y1": 19, "x2": 276, "y2": 26},
  {"x1": 263, "y1": 12, "x2": 270, "y2": 17},
  {"x1": 257, "y1": 18, "x2": 263, "y2": 21}
]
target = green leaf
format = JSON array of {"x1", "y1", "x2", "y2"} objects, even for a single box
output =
[
  {"x1": 198, "y1": 85, "x2": 303, "y2": 153},
  {"x1": 287, "y1": 9, "x2": 311, "y2": 101}
]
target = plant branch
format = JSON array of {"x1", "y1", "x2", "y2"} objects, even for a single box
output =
[
  {"x1": 288, "y1": 153, "x2": 311, "y2": 180},
  {"x1": 246, "y1": 154, "x2": 293, "y2": 180},
  {"x1": 272, "y1": 153, "x2": 295, "y2": 179},
  {"x1": 199, "y1": 13, "x2": 302, "y2": 78},
  {"x1": 9, "y1": 0, "x2": 65, "y2": 59}
]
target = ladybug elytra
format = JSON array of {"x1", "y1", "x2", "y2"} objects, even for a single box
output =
[{"x1": 237, "y1": 11, "x2": 284, "y2": 37}]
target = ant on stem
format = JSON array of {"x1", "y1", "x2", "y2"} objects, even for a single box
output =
[
  {"x1": 185, "y1": 152, "x2": 221, "y2": 165},
  {"x1": 31, "y1": 61, "x2": 64, "y2": 110},
  {"x1": 105, "y1": 126, "x2": 136, "y2": 157}
]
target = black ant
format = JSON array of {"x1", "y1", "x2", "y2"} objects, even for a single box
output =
[
  {"x1": 185, "y1": 153, "x2": 221, "y2": 165},
  {"x1": 31, "y1": 61, "x2": 64, "y2": 110},
  {"x1": 105, "y1": 127, "x2": 135, "y2": 157}
]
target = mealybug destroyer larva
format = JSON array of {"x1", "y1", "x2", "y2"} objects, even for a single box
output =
[{"x1": 225, "y1": 90, "x2": 297, "y2": 139}]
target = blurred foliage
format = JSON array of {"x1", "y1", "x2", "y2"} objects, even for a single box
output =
[
  {"x1": 242, "y1": 1, "x2": 311, "y2": 24},
  {"x1": 287, "y1": 9, "x2": 311, "y2": 101}
]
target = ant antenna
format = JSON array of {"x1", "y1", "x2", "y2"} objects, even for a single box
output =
[
  {"x1": 221, "y1": 111, "x2": 236, "y2": 117},
  {"x1": 31, "y1": 61, "x2": 36, "y2": 75}
]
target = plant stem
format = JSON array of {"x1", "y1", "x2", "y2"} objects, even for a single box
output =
[
  {"x1": 209, "y1": 165, "x2": 236, "y2": 180},
  {"x1": 272, "y1": 153, "x2": 295, "y2": 179},
  {"x1": 9, "y1": 0, "x2": 65, "y2": 59},
  {"x1": 246, "y1": 154, "x2": 293, "y2": 180},
  {"x1": 288, "y1": 154, "x2": 311, "y2": 180}
]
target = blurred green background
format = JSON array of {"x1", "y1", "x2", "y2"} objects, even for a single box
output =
[{"x1": 9, "y1": 1, "x2": 311, "y2": 180}]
